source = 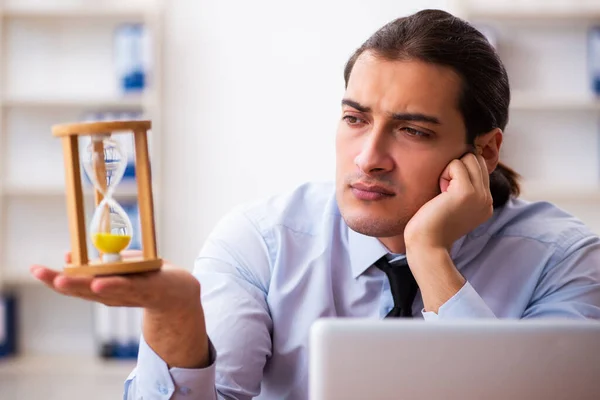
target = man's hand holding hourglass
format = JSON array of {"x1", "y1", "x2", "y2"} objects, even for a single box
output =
[{"x1": 30, "y1": 253, "x2": 211, "y2": 369}]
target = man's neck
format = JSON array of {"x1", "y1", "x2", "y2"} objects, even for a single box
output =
[{"x1": 378, "y1": 235, "x2": 406, "y2": 254}]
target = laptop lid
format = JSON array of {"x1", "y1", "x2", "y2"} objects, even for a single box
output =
[{"x1": 309, "y1": 319, "x2": 600, "y2": 400}]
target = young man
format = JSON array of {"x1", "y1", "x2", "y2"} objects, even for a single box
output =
[{"x1": 31, "y1": 9, "x2": 600, "y2": 400}]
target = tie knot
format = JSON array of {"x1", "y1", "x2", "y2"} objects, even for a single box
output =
[
  {"x1": 374, "y1": 255, "x2": 408, "y2": 272},
  {"x1": 388, "y1": 256, "x2": 409, "y2": 268}
]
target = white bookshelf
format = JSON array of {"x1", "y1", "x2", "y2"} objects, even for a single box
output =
[{"x1": 0, "y1": 0, "x2": 164, "y2": 361}]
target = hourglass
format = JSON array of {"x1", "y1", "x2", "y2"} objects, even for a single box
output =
[{"x1": 52, "y1": 120, "x2": 162, "y2": 276}]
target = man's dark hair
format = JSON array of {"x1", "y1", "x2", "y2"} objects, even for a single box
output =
[{"x1": 343, "y1": 9, "x2": 519, "y2": 208}]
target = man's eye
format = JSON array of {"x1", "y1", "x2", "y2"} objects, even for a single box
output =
[
  {"x1": 343, "y1": 115, "x2": 364, "y2": 125},
  {"x1": 402, "y1": 127, "x2": 429, "y2": 138}
]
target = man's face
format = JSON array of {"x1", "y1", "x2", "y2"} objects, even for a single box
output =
[{"x1": 335, "y1": 52, "x2": 469, "y2": 244}]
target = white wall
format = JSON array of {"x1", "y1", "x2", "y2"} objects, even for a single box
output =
[{"x1": 159, "y1": 0, "x2": 453, "y2": 267}]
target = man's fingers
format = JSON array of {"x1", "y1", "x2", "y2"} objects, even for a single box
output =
[
  {"x1": 477, "y1": 154, "x2": 491, "y2": 191},
  {"x1": 31, "y1": 265, "x2": 136, "y2": 305},
  {"x1": 52, "y1": 274, "x2": 141, "y2": 306},
  {"x1": 461, "y1": 153, "x2": 484, "y2": 192},
  {"x1": 31, "y1": 265, "x2": 60, "y2": 286},
  {"x1": 90, "y1": 275, "x2": 134, "y2": 294},
  {"x1": 440, "y1": 159, "x2": 472, "y2": 193},
  {"x1": 52, "y1": 274, "x2": 107, "y2": 301},
  {"x1": 30, "y1": 260, "x2": 175, "y2": 309},
  {"x1": 90, "y1": 274, "x2": 154, "y2": 306},
  {"x1": 53, "y1": 274, "x2": 94, "y2": 292}
]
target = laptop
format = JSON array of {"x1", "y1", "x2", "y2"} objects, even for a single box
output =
[{"x1": 309, "y1": 319, "x2": 600, "y2": 400}]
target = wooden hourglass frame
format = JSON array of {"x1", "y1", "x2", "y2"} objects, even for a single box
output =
[{"x1": 52, "y1": 120, "x2": 162, "y2": 276}]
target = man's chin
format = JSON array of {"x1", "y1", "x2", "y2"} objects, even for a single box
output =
[{"x1": 342, "y1": 211, "x2": 405, "y2": 238}]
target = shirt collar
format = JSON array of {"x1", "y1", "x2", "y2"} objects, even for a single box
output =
[
  {"x1": 347, "y1": 226, "x2": 467, "y2": 279},
  {"x1": 348, "y1": 227, "x2": 390, "y2": 279}
]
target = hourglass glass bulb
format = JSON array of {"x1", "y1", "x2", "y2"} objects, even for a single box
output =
[
  {"x1": 82, "y1": 135, "x2": 127, "y2": 196},
  {"x1": 82, "y1": 134, "x2": 132, "y2": 263},
  {"x1": 90, "y1": 199, "x2": 133, "y2": 262}
]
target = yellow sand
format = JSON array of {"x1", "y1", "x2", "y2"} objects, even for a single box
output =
[{"x1": 92, "y1": 233, "x2": 131, "y2": 254}]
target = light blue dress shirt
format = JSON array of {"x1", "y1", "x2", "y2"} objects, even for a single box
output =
[{"x1": 124, "y1": 182, "x2": 600, "y2": 399}]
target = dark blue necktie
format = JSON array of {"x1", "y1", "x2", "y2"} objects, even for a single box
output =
[{"x1": 375, "y1": 256, "x2": 418, "y2": 318}]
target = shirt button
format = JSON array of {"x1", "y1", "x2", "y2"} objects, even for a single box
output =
[
  {"x1": 180, "y1": 387, "x2": 192, "y2": 395},
  {"x1": 157, "y1": 384, "x2": 170, "y2": 395}
]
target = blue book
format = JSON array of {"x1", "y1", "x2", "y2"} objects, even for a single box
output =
[
  {"x1": 590, "y1": 26, "x2": 600, "y2": 96},
  {"x1": 0, "y1": 293, "x2": 17, "y2": 357}
]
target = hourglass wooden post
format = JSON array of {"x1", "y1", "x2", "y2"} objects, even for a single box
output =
[{"x1": 52, "y1": 120, "x2": 162, "y2": 276}]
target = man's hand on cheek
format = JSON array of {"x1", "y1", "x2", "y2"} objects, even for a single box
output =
[
  {"x1": 403, "y1": 151, "x2": 494, "y2": 313},
  {"x1": 404, "y1": 151, "x2": 494, "y2": 251}
]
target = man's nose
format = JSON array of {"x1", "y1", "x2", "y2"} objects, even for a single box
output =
[{"x1": 354, "y1": 127, "x2": 394, "y2": 175}]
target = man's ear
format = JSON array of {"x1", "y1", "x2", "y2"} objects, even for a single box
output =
[{"x1": 474, "y1": 128, "x2": 503, "y2": 173}]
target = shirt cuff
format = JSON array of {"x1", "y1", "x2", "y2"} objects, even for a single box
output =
[
  {"x1": 421, "y1": 281, "x2": 497, "y2": 320},
  {"x1": 126, "y1": 334, "x2": 218, "y2": 399}
]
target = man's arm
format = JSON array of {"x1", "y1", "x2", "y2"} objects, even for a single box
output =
[
  {"x1": 406, "y1": 244, "x2": 497, "y2": 319},
  {"x1": 125, "y1": 206, "x2": 273, "y2": 399},
  {"x1": 31, "y1": 257, "x2": 216, "y2": 399},
  {"x1": 522, "y1": 233, "x2": 600, "y2": 319},
  {"x1": 404, "y1": 152, "x2": 497, "y2": 317},
  {"x1": 407, "y1": 243, "x2": 494, "y2": 315},
  {"x1": 32, "y1": 205, "x2": 273, "y2": 400},
  {"x1": 143, "y1": 299, "x2": 210, "y2": 369},
  {"x1": 403, "y1": 147, "x2": 599, "y2": 320},
  {"x1": 405, "y1": 232, "x2": 600, "y2": 320}
]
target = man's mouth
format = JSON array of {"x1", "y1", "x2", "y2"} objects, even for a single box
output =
[{"x1": 350, "y1": 182, "x2": 395, "y2": 201}]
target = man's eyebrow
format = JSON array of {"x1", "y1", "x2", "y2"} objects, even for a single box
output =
[
  {"x1": 391, "y1": 112, "x2": 441, "y2": 125},
  {"x1": 341, "y1": 99, "x2": 370, "y2": 113},
  {"x1": 342, "y1": 98, "x2": 441, "y2": 125}
]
